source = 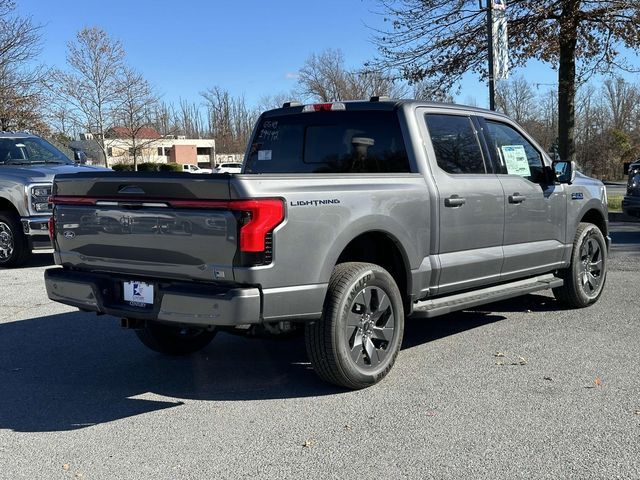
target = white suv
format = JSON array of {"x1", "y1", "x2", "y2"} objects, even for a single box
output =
[{"x1": 214, "y1": 162, "x2": 242, "y2": 174}]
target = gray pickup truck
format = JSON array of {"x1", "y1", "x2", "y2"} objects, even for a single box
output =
[
  {"x1": 44, "y1": 99, "x2": 609, "y2": 388},
  {"x1": 0, "y1": 132, "x2": 105, "y2": 267}
]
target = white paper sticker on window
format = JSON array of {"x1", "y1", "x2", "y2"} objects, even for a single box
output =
[
  {"x1": 258, "y1": 150, "x2": 272, "y2": 161},
  {"x1": 501, "y1": 145, "x2": 531, "y2": 177}
]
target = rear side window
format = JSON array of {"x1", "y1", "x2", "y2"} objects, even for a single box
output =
[
  {"x1": 424, "y1": 114, "x2": 486, "y2": 174},
  {"x1": 244, "y1": 111, "x2": 410, "y2": 174}
]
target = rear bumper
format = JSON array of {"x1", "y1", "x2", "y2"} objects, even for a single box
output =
[
  {"x1": 622, "y1": 195, "x2": 640, "y2": 218},
  {"x1": 44, "y1": 268, "x2": 261, "y2": 327}
]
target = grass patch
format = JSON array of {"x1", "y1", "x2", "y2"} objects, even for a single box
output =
[{"x1": 608, "y1": 194, "x2": 623, "y2": 212}]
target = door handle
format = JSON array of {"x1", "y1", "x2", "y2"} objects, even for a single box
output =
[
  {"x1": 508, "y1": 193, "x2": 526, "y2": 204},
  {"x1": 444, "y1": 195, "x2": 466, "y2": 207}
]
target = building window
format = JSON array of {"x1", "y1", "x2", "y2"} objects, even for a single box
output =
[
  {"x1": 157, "y1": 147, "x2": 163, "y2": 156},
  {"x1": 107, "y1": 147, "x2": 113, "y2": 156},
  {"x1": 196, "y1": 147, "x2": 211, "y2": 155}
]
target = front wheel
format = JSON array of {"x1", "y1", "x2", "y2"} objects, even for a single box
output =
[
  {"x1": 134, "y1": 321, "x2": 217, "y2": 356},
  {"x1": 0, "y1": 211, "x2": 32, "y2": 268},
  {"x1": 553, "y1": 222, "x2": 607, "y2": 308},
  {"x1": 305, "y1": 262, "x2": 404, "y2": 389}
]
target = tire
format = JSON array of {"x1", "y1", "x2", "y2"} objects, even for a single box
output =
[
  {"x1": 553, "y1": 222, "x2": 607, "y2": 308},
  {"x1": 305, "y1": 262, "x2": 405, "y2": 389},
  {"x1": 134, "y1": 321, "x2": 217, "y2": 356},
  {"x1": 0, "y1": 211, "x2": 32, "y2": 268}
]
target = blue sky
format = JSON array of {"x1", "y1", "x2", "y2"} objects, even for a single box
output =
[{"x1": 18, "y1": 0, "x2": 633, "y2": 109}]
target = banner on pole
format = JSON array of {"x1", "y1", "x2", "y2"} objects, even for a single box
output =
[{"x1": 492, "y1": 0, "x2": 509, "y2": 80}]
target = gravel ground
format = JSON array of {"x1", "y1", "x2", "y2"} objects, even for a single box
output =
[{"x1": 0, "y1": 223, "x2": 638, "y2": 479}]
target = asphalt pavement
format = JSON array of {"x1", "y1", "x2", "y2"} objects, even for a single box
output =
[{"x1": 0, "y1": 222, "x2": 639, "y2": 479}]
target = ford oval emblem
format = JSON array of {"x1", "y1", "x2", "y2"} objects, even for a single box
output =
[{"x1": 63, "y1": 231, "x2": 76, "y2": 239}]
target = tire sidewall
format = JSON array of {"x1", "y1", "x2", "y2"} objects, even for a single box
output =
[
  {"x1": 332, "y1": 266, "x2": 404, "y2": 385},
  {"x1": 0, "y1": 212, "x2": 27, "y2": 268},
  {"x1": 571, "y1": 224, "x2": 607, "y2": 305}
]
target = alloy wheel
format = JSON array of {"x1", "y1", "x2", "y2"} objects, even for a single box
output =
[
  {"x1": 345, "y1": 286, "x2": 395, "y2": 368},
  {"x1": 0, "y1": 221, "x2": 14, "y2": 261}
]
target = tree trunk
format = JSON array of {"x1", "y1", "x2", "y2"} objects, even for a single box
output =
[{"x1": 557, "y1": 0, "x2": 580, "y2": 163}]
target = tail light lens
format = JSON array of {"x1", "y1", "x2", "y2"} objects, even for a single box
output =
[
  {"x1": 48, "y1": 215, "x2": 55, "y2": 240},
  {"x1": 231, "y1": 200, "x2": 284, "y2": 252}
]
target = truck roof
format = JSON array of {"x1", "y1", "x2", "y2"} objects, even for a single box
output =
[
  {"x1": 264, "y1": 99, "x2": 511, "y2": 120},
  {"x1": 0, "y1": 131, "x2": 38, "y2": 139}
]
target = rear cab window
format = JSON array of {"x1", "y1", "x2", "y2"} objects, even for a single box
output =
[
  {"x1": 424, "y1": 114, "x2": 487, "y2": 174},
  {"x1": 244, "y1": 110, "x2": 411, "y2": 174}
]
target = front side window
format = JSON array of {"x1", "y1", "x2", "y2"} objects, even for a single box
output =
[
  {"x1": 245, "y1": 110, "x2": 410, "y2": 174},
  {"x1": 424, "y1": 114, "x2": 486, "y2": 174},
  {"x1": 485, "y1": 121, "x2": 544, "y2": 182}
]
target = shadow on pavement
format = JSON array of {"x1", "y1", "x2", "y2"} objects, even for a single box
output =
[{"x1": 0, "y1": 304, "x2": 507, "y2": 432}]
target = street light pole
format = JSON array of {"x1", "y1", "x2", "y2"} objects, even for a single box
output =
[{"x1": 486, "y1": 0, "x2": 496, "y2": 110}]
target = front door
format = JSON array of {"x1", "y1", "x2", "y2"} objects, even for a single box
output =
[{"x1": 479, "y1": 118, "x2": 567, "y2": 280}]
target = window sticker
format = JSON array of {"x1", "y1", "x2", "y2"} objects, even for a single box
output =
[
  {"x1": 258, "y1": 150, "x2": 272, "y2": 161},
  {"x1": 501, "y1": 145, "x2": 531, "y2": 177}
]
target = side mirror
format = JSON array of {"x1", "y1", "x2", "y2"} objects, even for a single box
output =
[{"x1": 553, "y1": 160, "x2": 576, "y2": 184}]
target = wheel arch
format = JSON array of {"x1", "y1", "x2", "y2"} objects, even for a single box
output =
[
  {"x1": 333, "y1": 230, "x2": 412, "y2": 309},
  {"x1": 0, "y1": 196, "x2": 20, "y2": 216},
  {"x1": 580, "y1": 207, "x2": 608, "y2": 238}
]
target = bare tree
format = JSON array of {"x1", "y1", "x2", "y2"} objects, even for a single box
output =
[
  {"x1": 111, "y1": 67, "x2": 160, "y2": 170},
  {"x1": 258, "y1": 91, "x2": 298, "y2": 111},
  {"x1": 602, "y1": 77, "x2": 639, "y2": 131},
  {"x1": 297, "y1": 49, "x2": 406, "y2": 102},
  {"x1": 201, "y1": 86, "x2": 257, "y2": 155},
  {"x1": 0, "y1": 0, "x2": 46, "y2": 131},
  {"x1": 51, "y1": 27, "x2": 126, "y2": 166},
  {"x1": 495, "y1": 77, "x2": 537, "y2": 124},
  {"x1": 373, "y1": 0, "x2": 640, "y2": 163}
]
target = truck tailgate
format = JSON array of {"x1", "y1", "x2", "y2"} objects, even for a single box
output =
[{"x1": 50, "y1": 172, "x2": 238, "y2": 282}]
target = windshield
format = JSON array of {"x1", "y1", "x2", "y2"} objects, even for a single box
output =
[{"x1": 0, "y1": 137, "x2": 72, "y2": 165}]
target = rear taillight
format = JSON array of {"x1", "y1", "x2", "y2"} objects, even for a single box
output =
[
  {"x1": 231, "y1": 200, "x2": 284, "y2": 252},
  {"x1": 48, "y1": 216, "x2": 55, "y2": 240}
]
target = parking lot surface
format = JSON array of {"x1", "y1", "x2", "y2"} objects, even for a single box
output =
[{"x1": 1, "y1": 222, "x2": 639, "y2": 479}]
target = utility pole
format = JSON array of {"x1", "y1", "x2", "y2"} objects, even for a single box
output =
[{"x1": 486, "y1": 0, "x2": 496, "y2": 110}]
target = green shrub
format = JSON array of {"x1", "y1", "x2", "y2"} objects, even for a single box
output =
[
  {"x1": 112, "y1": 163, "x2": 133, "y2": 171},
  {"x1": 137, "y1": 162, "x2": 159, "y2": 172},
  {"x1": 608, "y1": 195, "x2": 623, "y2": 212},
  {"x1": 158, "y1": 163, "x2": 182, "y2": 172}
]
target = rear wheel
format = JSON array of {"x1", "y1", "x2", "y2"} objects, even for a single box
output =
[
  {"x1": 553, "y1": 222, "x2": 607, "y2": 308},
  {"x1": 134, "y1": 321, "x2": 217, "y2": 356},
  {"x1": 305, "y1": 262, "x2": 404, "y2": 389},
  {"x1": 0, "y1": 211, "x2": 31, "y2": 268}
]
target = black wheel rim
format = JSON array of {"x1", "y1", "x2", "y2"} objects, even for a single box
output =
[
  {"x1": 345, "y1": 286, "x2": 395, "y2": 368},
  {"x1": 579, "y1": 235, "x2": 604, "y2": 296},
  {"x1": 0, "y1": 221, "x2": 14, "y2": 261}
]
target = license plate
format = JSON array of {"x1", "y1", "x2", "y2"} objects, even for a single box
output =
[{"x1": 123, "y1": 281, "x2": 154, "y2": 305}]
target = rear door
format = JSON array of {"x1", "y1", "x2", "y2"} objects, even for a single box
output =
[
  {"x1": 478, "y1": 117, "x2": 567, "y2": 280},
  {"x1": 419, "y1": 110, "x2": 504, "y2": 294}
]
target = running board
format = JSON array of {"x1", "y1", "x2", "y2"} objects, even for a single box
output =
[{"x1": 410, "y1": 274, "x2": 563, "y2": 319}]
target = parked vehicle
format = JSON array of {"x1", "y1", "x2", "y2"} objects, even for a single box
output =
[
  {"x1": 44, "y1": 99, "x2": 609, "y2": 388},
  {"x1": 181, "y1": 164, "x2": 212, "y2": 174},
  {"x1": 622, "y1": 160, "x2": 640, "y2": 218},
  {"x1": 0, "y1": 132, "x2": 107, "y2": 267},
  {"x1": 214, "y1": 162, "x2": 242, "y2": 174}
]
